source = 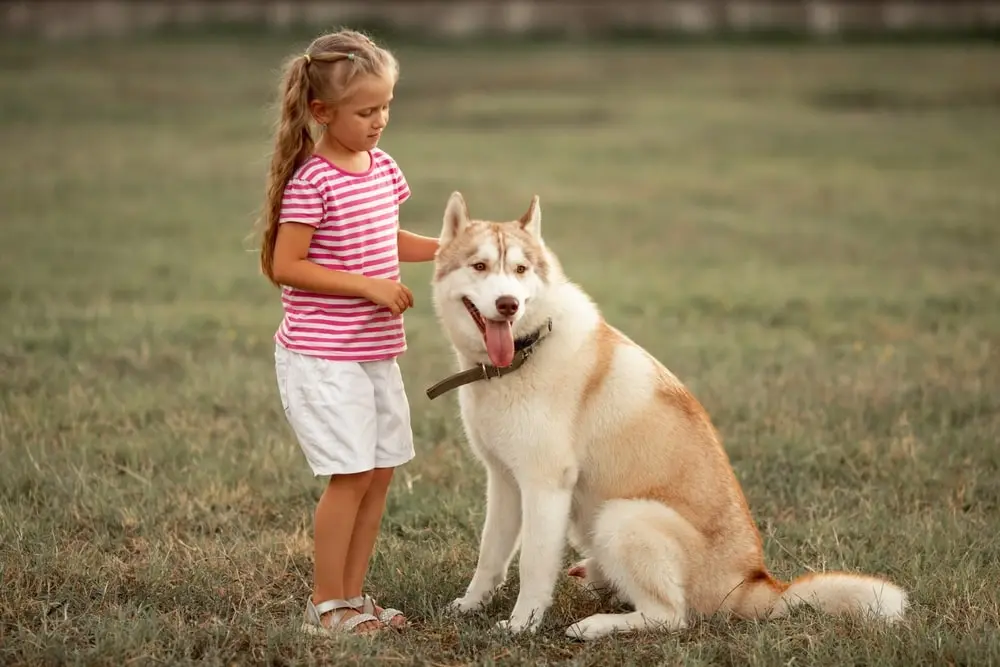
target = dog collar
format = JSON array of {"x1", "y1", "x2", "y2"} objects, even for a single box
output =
[{"x1": 425, "y1": 319, "x2": 553, "y2": 400}]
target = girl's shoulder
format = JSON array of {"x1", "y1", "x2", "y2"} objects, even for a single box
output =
[
  {"x1": 288, "y1": 155, "x2": 329, "y2": 186},
  {"x1": 370, "y1": 147, "x2": 403, "y2": 172},
  {"x1": 285, "y1": 155, "x2": 361, "y2": 200}
]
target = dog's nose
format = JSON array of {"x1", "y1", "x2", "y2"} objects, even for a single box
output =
[{"x1": 495, "y1": 296, "x2": 519, "y2": 318}]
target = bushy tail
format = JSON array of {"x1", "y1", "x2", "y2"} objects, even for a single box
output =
[{"x1": 734, "y1": 571, "x2": 908, "y2": 622}]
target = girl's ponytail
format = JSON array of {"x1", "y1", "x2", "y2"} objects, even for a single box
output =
[{"x1": 259, "y1": 55, "x2": 314, "y2": 285}]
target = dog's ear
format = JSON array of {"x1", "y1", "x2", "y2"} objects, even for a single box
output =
[
  {"x1": 441, "y1": 191, "x2": 471, "y2": 247},
  {"x1": 518, "y1": 195, "x2": 541, "y2": 240}
]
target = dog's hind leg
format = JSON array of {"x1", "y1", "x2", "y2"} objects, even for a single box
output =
[
  {"x1": 450, "y1": 460, "x2": 522, "y2": 613},
  {"x1": 566, "y1": 499, "x2": 699, "y2": 641}
]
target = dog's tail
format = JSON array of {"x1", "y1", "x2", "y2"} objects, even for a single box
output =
[{"x1": 731, "y1": 569, "x2": 907, "y2": 622}]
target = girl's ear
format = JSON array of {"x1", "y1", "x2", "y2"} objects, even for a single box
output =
[{"x1": 309, "y1": 99, "x2": 333, "y2": 126}]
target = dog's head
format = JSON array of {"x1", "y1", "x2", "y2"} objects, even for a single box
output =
[{"x1": 431, "y1": 192, "x2": 558, "y2": 368}]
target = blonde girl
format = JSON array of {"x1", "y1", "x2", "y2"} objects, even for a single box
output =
[{"x1": 259, "y1": 28, "x2": 439, "y2": 636}]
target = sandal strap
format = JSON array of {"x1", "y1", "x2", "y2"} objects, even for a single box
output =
[
  {"x1": 360, "y1": 594, "x2": 405, "y2": 624},
  {"x1": 377, "y1": 607, "x2": 405, "y2": 624},
  {"x1": 311, "y1": 598, "x2": 359, "y2": 617},
  {"x1": 339, "y1": 612, "x2": 380, "y2": 632},
  {"x1": 360, "y1": 594, "x2": 379, "y2": 615}
]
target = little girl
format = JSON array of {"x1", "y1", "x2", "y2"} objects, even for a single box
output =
[{"x1": 258, "y1": 29, "x2": 439, "y2": 636}]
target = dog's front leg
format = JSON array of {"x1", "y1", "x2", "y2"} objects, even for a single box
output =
[
  {"x1": 497, "y1": 470, "x2": 575, "y2": 634},
  {"x1": 450, "y1": 462, "x2": 522, "y2": 613}
]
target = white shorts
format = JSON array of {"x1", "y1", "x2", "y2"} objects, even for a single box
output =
[{"x1": 274, "y1": 344, "x2": 415, "y2": 476}]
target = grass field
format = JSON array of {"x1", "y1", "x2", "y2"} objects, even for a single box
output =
[{"x1": 2, "y1": 30, "x2": 999, "y2": 665}]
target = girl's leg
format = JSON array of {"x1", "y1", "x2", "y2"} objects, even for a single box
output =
[
  {"x1": 341, "y1": 359, "x2": 413, "y2": 627},
  {"x1": 274, "y1": 349, "x2": 385, "y2": 633},
  {"x1": 343, "y1": 466, "x2": 406, "y2": 626},
  {"x1": 313, "y1": 470, "x2": 381, "y2": 632}
]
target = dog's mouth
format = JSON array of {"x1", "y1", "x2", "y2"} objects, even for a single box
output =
[
  {"x1": 462, "y1": 297, "x2": 515, "y2": 368},
  {"x1": 462, "y1": 297, "x2": 486, "y2": 333}
]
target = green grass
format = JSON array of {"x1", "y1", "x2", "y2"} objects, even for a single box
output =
[{"x1": 2, "y1": 32, "x2": 999, "y2": 665}]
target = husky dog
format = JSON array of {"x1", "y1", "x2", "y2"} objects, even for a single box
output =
[{"x1": 427, "y1": 192, "x2": 907, "y2": 640}]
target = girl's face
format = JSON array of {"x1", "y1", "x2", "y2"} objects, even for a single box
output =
[{"x1": 312, "y1": 73, "x2": 394, "y2": 155}]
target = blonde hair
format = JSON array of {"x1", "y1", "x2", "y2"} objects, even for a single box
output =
[{"x1": 258, "y1": 29, "x2": 399, "y2": 285}]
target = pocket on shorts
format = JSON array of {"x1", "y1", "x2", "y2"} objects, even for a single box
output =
[
  {"x1": 367, "y1": 359, "x2": 413, "y2": 459},
  {"x1": 274, "y1": 344, "x2": 292, "y2": 416}
]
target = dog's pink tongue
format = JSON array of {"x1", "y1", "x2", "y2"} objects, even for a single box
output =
[{"x1": 484, "y1": 320, "x2": 515, "y2": 368}]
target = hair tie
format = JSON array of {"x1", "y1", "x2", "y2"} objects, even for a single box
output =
[
  {"x1": 347, "y1": 52, "x2": 355, "y2": 61},
  {"x1": 303, "y1": 54, "x2": 311, "y2": 64}
]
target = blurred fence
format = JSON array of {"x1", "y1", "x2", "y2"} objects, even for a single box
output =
[{"x1": 3, "y1": 1, "x2": 1000, "y2": 40}]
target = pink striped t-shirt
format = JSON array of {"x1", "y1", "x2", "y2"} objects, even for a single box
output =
[{"x1": 274, "y1": 149, "x2": 411, "y2": 362}]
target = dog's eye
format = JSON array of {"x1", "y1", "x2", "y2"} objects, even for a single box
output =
[
  {"x1": 515, "y1": 265, "x2": 528, "y2": 274},
  {"x1": 472, "y1": 262, "x2": 487, "y2": 272}
]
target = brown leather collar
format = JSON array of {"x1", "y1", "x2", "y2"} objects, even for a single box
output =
[{"x1": 425, "y1": 319, "x2": 553, "y2": 400}]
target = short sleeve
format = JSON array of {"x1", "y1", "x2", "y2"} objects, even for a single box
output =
[
  {"x1": 278, "y1": 178, "x2": 325, "y2": 227},
  {"x1": 390, "y1": 160, "x2": 411, "y2": 206}
]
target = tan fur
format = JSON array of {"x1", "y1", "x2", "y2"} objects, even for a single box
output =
[
  {"x1": 578, "y1": 321, "x2": 617, "y2": 412},
  {"x1": 569, "y1": 325, "x2": 765, "y2": 615},
  {"x1": 434, "y1": 221, "x2": 490, "y2": 280}
]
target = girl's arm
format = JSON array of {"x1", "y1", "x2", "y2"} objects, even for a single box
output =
[
  {"x1": 273, "y1": 222, "x2": 414, "y2": 313},
  {"x1": 273, "y1": 223, "x2": 373, "y2": 297},
  {"x1": 398, "y1": 230, "x2": 439, "y2": 263}
]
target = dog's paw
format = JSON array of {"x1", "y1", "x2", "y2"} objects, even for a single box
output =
[
  {"x1": 447, "y1": 595, "x2": 486, "y2": 615},
  {"x1": 493, "y1": 619, "x2": 520, "y2": 634},
  {"x1": 494, "y1": 615, "x2": 540, "y2": 635},
  {"x1": 567, "y1": 612, "x2": 685, "y2": 641},
  {"x1": 566, "y1": 616, "x2": 605, "y2": 641}
]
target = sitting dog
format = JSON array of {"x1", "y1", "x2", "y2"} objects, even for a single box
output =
[{"x1": 426, "y1": 192, "x2": 907, "y2": 640}]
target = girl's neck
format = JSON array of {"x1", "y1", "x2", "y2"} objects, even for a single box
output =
[{"x1": 314, "y1": 133, "x2": 371, "y2": 175}]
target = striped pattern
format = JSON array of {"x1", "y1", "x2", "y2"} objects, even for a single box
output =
[{"x1": 274, "y1": 150, "x2": 410, "y2": 361}]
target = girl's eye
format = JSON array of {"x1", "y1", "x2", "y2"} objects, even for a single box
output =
[
  {"x1": 472, "y1": 262, "x2": 487, "y2": 272},
  {"x1": 360, "y1": 105, "x2": 389, "y2": 118},
  {"x1": 516, "y1": 265, "x2": 528, "y2": 274}
]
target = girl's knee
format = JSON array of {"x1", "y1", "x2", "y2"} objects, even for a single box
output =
[
  {"x1": 328, "y1": 469, "x2": 376, "y2": 494},
  {"x1": 372, "y1": 466, "x2": 395, "y2": 485}
]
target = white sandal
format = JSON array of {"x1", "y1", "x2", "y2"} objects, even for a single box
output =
[
  {"x1": 350, "y1": 594, "x2": 407, "y2": 628},
  {"x1": 301, "y1": 598, "x2": 382, "y2": 636}
]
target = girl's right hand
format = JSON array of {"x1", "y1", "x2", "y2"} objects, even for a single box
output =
[{"x1": 365, "y1": 278, "x2": 414, "y2": 316}]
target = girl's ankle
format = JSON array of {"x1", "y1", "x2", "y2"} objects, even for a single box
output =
[{"x1": 312, "y1": 594, "x2": 351, "y2": 607}]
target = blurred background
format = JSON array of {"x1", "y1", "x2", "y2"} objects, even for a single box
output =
[
  {"x1": 4, "y1": 0, "x2": 1000, "y2": 40},
  {"x1": 2, "y1": 1, "x2": 999, "y2": 665}
]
